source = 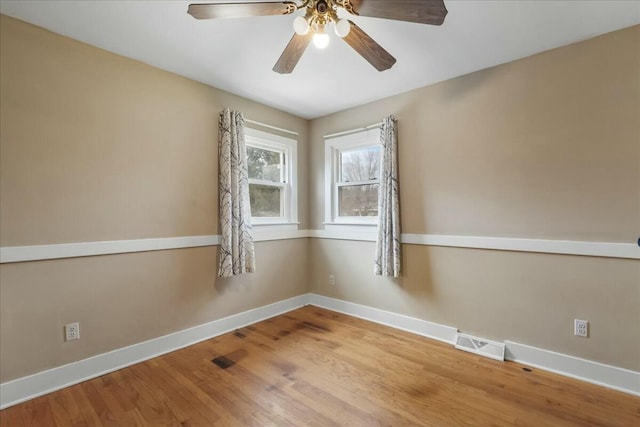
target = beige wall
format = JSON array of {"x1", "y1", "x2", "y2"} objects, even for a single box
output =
[
  {"x1": 0, "y1": 15, "x2": 309, "y2": 382},
  {"x1": 310, "y1": 26, "x2": 639, "y2": 241},
  {"x1": 309, "y1": 26, "x2": 640, "y2": 370},
  {"x1": 0, "y1": 14, "x2": 310, "y2": 246},
  {"x1": 1, "y1": 12, "x2": 638, "y2": 384},
  {"x1": 0, "y1": 241, "x2": 308, "y2": 381}
]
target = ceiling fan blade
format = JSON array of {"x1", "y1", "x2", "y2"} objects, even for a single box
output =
[
  {"x1": 273, "y1": 32, "x2": 314, "y2": 74},
  {"x1": 342, "y1": 21, "x2": 396, "y2": 71},
  {"x1": 349, "y1": 0, "x2": 448, "y2": 25},
  {"x1": 187, "y1": 2, "x2": 296, "y2": 20}
]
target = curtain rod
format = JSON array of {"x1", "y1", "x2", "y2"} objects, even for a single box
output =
[
  {"x1": 324, "y1": 121, "x2": 383, "y2": 139},
  {"x1": 245, "y1": 118, "x2": 299, "y2": 136}
]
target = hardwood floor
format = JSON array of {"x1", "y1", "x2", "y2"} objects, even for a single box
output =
[{"x1": 1, "y1": 306, "x2": 638, "y2": 426}]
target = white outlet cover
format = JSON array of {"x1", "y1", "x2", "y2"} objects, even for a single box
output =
[
  {"x1": 65, "y1": 322, "x2": 80, "y2": 341},
  {"x1": 574, "y1": 319, "x2": 588, "y2": 337}
]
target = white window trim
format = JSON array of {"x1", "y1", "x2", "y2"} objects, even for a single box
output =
[
  {"x1": 245, "y1": 127, "x2": 298, "y2": 226},
  {"x1": 324, "y1": 127, "x2": 381, "y2": 226}
]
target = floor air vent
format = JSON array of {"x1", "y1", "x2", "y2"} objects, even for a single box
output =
[{"x1": 455, "y1": 333, "x2": 505, "y2": 361}]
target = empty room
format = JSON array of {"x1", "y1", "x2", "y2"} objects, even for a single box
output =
[{"x1": 0, "y1": 0, "x2": 639, "y2": 425}]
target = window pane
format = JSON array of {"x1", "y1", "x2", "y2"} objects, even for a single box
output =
[
  {"x1": 340, "y1": 146, "x2": 380, "y2": 183},
  {"x1": 249, "y1": 184, "x2": 282, "y2": 217},
  {"x1": 247, "y1": 146, "x2": 282, "y2": 182},
  {"x1": 338, "y1": 184, "x2": 379, "y2": 217}
]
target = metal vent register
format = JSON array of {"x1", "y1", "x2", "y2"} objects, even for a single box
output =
[{"x1": 455, "y1": 333, "x2": 505, "y2": 361}]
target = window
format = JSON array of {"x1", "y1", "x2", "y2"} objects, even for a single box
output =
[
  {"x1": 325, "y1": 127, "x2": 381, "y2": 224},
  {"x1": 245, "y1": 128, "x2": 297, "y2": 225}
]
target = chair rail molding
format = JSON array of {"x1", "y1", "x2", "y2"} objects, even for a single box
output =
[{"x1": 2, "y1": 231, "x2": 637, "y2": 263}]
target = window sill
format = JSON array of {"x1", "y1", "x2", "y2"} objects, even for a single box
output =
[
  {"x1": 252, "y1": 222, "x2": 299, "y2": 229},
  {"x1": 252, "y1": 221, "x2": 299, "y2": 226},
  {"x1": 323, "y1": 221, "x2": 377, "y2": 227}
]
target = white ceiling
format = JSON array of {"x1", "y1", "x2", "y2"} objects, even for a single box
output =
[{"x1": 1, "y1": 1, "x2": 639, "y2": 119}]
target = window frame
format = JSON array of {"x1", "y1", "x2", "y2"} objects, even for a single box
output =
[
  {"x1": 324, "y1": 127, "x2": 382, "y2": 226},
  {"x1": 245, "y1": 127, "x2": 298, "y2": 226}
]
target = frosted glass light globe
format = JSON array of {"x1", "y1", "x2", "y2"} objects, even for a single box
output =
[
  {"x1": 334, "y1": 19, "x2": 351, "y2": 38},
  {"x1": 293, "y1": 16, "x2": 309, "y2": 35}
]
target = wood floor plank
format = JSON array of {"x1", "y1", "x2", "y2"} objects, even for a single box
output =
[
  {"x1": 247, "y1": 325, "x2": 425, "y2": 424},
  {"x1": 48, "y1": 386, "x2": 97, "y2": 427},
  {"x1": 160, "y1": 351, "x2": 275, "y2": 426},
  {"x1": 240, "y1": 312, "x2": 516, "y2": 424},
  {"x1": 80, "y1": 379, "x2": 133, "y2": 427},
  {"x1": 22, "y1": 397, "x2": 58, "y2": 427},
  {"x1": 117, "y1": 366, "x2": 181, "y2": 426},
  {"x1": 153, "y1": 357, "x2": 243, "y2": 426},
  {"x1": 284, "y1": 310, "x2": 534, "y2": 424},
  {"x1": 222, "y1": 338, "x2": 381, "y2": 427},
  {"x1": 2, "y1": 305, "x2": 638, "y2": 426},
  {"x1": 68, "y1": 385, "x2": 105, "y2": 427},
  {"x1": 0, "y1": 402, "x2": 25, "y2": 427},
  {"x1": 204, "y1": 331, "x2": 351, "y2": 426},
  {"x1": 215, "y1": 328, "x2": 390, "y2": 426},
  {"x1": 253, "y1": 313, "x2": 508, "y2": 426},
  {"x1": 130, "y1": 360, "x2": 219, "y2": 426},
  {"x1": 226, "y1": 322, "x2": 426, "y2": 426}
]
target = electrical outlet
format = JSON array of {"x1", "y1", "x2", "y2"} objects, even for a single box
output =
[
  {"x1": 65, "y1": 322, "x2": 80, "y2": 341},
  {"x1": 329, "y1": 274, "x2": 335, "y2": 286},
  {"x1": 574, "y1": 319, "x2": 588, "y2": 338}
]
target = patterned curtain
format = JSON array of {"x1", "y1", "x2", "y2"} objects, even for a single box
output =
[
  {"x1": 375, "y1": 115, "x2": 401, "y2": 277},
  {"x1": 217, "y1": 108, "x2": 256, "y2": 277}
]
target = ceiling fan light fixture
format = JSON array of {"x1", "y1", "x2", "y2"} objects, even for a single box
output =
[
  {"x1": 312, "y1": 27, "x2": 330, "y2": 49},
  {"x1": 293, "y1": 15, "x2": 309, "y2": 35},
  {"x1": 187, "y1": 0, "x2": 449, "y2": 73},
  {"x1": 334, "y1": 19, "x2": 351, "y2": 38}
]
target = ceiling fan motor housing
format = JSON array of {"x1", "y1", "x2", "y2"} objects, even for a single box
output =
[
  {"x1": 316, "y1": 0, "x2": 328, "y2": 14},
  {"x1": 305, "y1": 0, "x2": 342, "y2": 29}
]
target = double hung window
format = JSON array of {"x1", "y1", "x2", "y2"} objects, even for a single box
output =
[
  {"x1": 325, "y1": 128, "x2": 381, "y2": 224},
  {"x1": 245, "y1": 128, "x2": 297, "y2": 225}
]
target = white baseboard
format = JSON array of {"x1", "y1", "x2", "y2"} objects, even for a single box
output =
[
  {"x1": 2, "y1": 293, "x2": 637, "y2": 409},
  {"x1": 307, "y1": 294, "x2": 459, "y2": 344},
  {"x1": 505, "y1": 340, "x2": 640, "y2": 396},
  {"x1": 0, "y1": 294, "x2": 309, "y2": 410}
]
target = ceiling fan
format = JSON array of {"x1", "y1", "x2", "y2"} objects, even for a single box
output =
[{"x1": 187, "y1": 0, "x2": 447, "y2": 74}]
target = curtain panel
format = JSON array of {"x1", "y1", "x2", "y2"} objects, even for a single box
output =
[
  {"x1": 217, "y1": 108, "x2": 256, "y2": 277},
  {"x1": 375, "y1": 115, "x2": 401, "y2": 277}
]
